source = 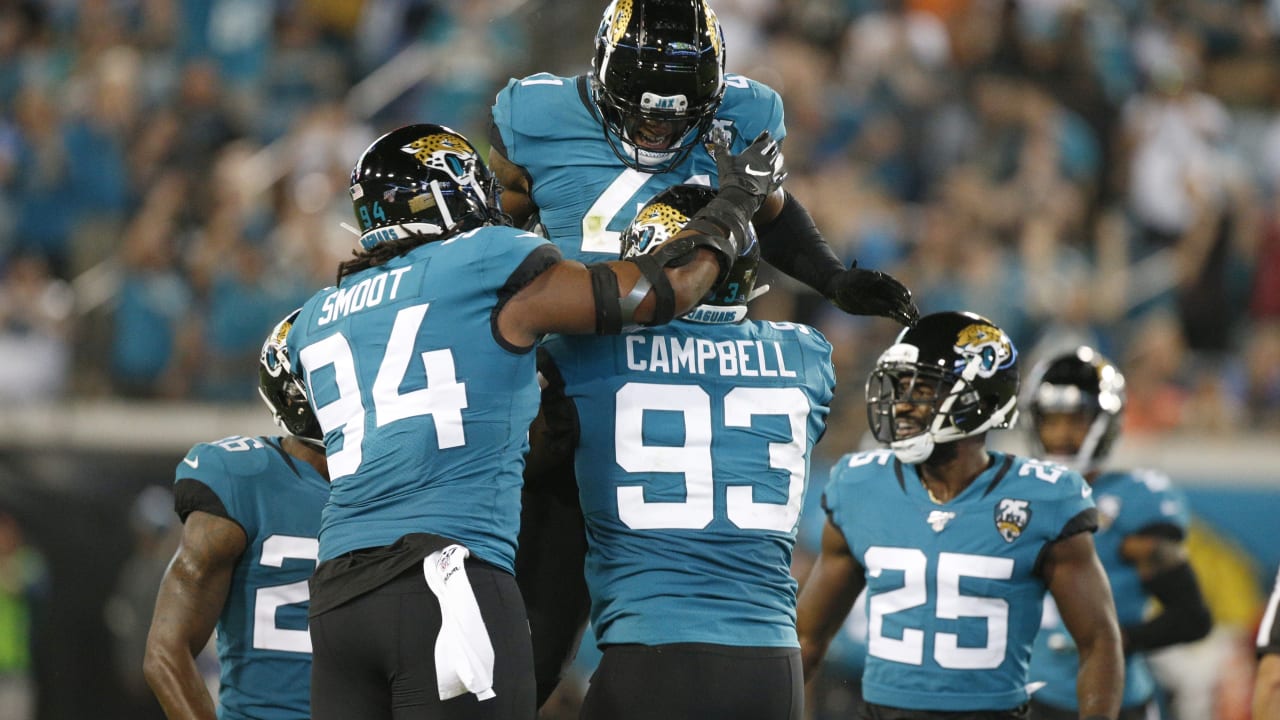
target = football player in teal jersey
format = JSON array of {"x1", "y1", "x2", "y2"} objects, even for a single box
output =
[
  {"x1": 143, "y1": 310, "x2": 329, "y2": 720},
  {"x1": 529, "y1": 185, "x2": 835, "y2": 719},
  {"x1": 797, "y1": 312, "x2": 1125, "y2": 720},
  {"x1": 287, "y1": 123, "x2": 784, "y2": 719},
  {"x1": 1025, "y1": 348, "x2": 1210, "y2": 720},
  {"x1": 489, "y1": 0, "x2": 918, "y2": 325}
]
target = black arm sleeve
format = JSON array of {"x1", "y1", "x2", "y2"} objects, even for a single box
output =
[
  {"x1": 755, "y1": 191, "x2": 846, "y2": 295},
  {"x1": 1123, "y1": 561, "x2": 1212, "y2": 654}
]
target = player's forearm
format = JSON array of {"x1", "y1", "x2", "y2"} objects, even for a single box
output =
[
  {"x1": 143, "y1": 640, "x2": 218, "y2": 720},
  {"x1": 1073, "y1": 632, "x2": 1124, "y2": 720},
  {"x1": 1255, "y1": 654, "x2": 1280, "y2": 720},
  {"x1": 797, "y1": 633, "x2": 833, "y2": 682}
]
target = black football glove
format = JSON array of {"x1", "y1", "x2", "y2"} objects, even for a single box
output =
[
  {"x1": 710, "y1": 129, "x2": 787, "y2": 205},
  {"x1": 825, "y1": 267, "x2": 920, "y2": 326},
  {"x1": 684, "y1": 131, "x2": 787, "y2": 275}
]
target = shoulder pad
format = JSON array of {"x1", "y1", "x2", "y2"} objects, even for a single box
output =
[
  {"x1": 176, "y1": 436, "x2": 274, "y2": 484},
  {"x1": 717, "y1": 74, "x2": 786, "y2": 144}
]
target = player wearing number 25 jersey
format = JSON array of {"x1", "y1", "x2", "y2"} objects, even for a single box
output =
[
  {"x1": 536, "y1": 186, "x2": 835, "y2": 719},
  {"x1": 797, "y1": 311, "x2": 1124, "y2": 720},
  {"x1": 144, "y1": 311, "x2": 329, "y2": 720}
]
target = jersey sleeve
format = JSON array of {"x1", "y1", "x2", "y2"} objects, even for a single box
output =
[
  {"x1": 173, "y1": 438, "x2": 270, "y2": 539},
  {"x1": 1050, "y1": 468, "x2": 1099, "y2": 540},
  {"x1": 478, "y1": 226, "x2": 558, "y2": 289},
  {"x1": 491, "y1": 77, "x2": 521, "y2": 161},
  {"x1": 822, "y1": 451, "x2": 886, "y2": 535},
  {"x1": 721, "y1": 75, "x2": 787, "y2": 148},
  {"x1": 490, "y1": 73, "x2": 575, "y2": 169},
  {"x1": 1121, "y1": 469, "x2": 1191, "y2": 539},
  {"x1": 801, "y1": 324, "x2": 836, "y2": 404}
]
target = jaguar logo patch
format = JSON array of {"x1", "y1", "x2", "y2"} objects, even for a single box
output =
[{"x1": 995, "y1": 498, "x2": 1031, "y2": 542}]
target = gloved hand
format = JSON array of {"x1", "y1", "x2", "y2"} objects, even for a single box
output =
[
  {"x1": 825, "y1": 267, "x2": 920, "y2": 326},
  {"x1": 710, "y1": 129, "x2": 787, "y2": 207},
  {"x1": 684, "y1": 131, "x2": 787, "y2": 273}
]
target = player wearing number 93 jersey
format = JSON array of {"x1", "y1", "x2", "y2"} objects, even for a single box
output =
[
  {"x1": 144, "y1": 310, "x2": 329, "y2": 720},
  {"x1": 797, "y1": 311, "x2": 1125, "y2": 720},
  {"x1": 536, "y1": 185, "x2": 835, "y2": 719}
]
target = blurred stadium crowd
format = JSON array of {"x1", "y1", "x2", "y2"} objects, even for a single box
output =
[
  {"x1": 0, "y1": 0, "x2": 1277, "y2": 438},
  {"x1": 0, "y1": 0, "x2": 1278, "y2": 718}
]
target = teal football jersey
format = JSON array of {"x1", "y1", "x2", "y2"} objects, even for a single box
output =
[
  {"x1": 491, "y1": 73, "x2": 785, "y2": 263},
  {"x1": 543, "y1": 319, "x2": 835, "y2": 648},
  {"x1": 287, "y1": 227, "x2": 555, "y2": 570},
  {"x1": 1029, "y1": 468, "x2": 1190, "y2": 710},
  {"x1": 174, "y1": 435, "x2": 329, "y2": 720},
  {"x1": 824, "y1": 450, "x2": 1097, "y2": 712}
]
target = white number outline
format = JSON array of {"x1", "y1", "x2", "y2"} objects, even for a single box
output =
[
  {"x1": 252, "y1": 534, "x2": 319, "y2": 653},
  {"x1": 613, "y1": 382, "x2": 810, "y2": 531},
  {"x1": 864, "y1": 548, "x2": 1014, "y2": 669},
  {"x1": 300, "y1": 303, "x2": 469, "y2": 481}
]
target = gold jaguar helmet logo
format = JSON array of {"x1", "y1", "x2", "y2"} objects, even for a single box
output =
[{"x1": 954, "y1": 323, "x2": 1014, "y2": 379}]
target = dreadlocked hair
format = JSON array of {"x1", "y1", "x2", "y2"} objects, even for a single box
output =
[
  {"x1": 335, "y1": 206, "x2": 511, "y2": 284},
  {"x1": 336, "y1": 235, "x2": 429, "y2": 283}
]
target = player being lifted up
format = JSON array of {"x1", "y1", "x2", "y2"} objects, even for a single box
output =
[{"x1": 489, "y1": 0, "x2": 918, "y2": 326}]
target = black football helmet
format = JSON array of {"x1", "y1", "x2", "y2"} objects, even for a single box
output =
[
  {"x1": 592, "y1": 0, "x2": 726, "y2": 172},
  {"x1": 620, "y1": 184, "x2": 760, "y2": 322},
  {"x1": 258, "y1": 309, "x2": 323, "y2": 447},
  {"x1": 1026, "y1": 346, "x2": 1125, "y2": 473},
  {"x1": 349, "y1": 124, "x2": 504, "y2": 250},
  {"x1": 867, "y1": 311, "x2": 1020, "y2": 463}
]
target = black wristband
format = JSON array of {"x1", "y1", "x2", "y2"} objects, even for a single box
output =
[{"x1": 587, "y1": 263, "x2": 622, "y2": 335}]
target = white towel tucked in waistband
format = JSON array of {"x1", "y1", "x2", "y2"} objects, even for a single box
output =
[{"x1": 423, "y1": 545, "x2": 496, "y2": 701}]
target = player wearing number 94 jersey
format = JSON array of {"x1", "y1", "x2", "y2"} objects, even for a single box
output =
[
  {"x1": 285, "y1": 122, "x2": 785, "y2": 718},
  {"x1": 144, "y1": 310, "x2": 329, "y2": 720},
  {"x1": 534, "y1": 185, "x2": 835, "y2": 719},
  {"x1": 796, "y1": 311, "x2": 1125, "y2": 720}
]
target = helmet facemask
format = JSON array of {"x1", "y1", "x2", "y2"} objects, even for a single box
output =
[
  {"x1": 592, "y1": 0, "x2": 726, "y2": 173},
  {"x1": 258, "y1": 311, "x2": 324, "y2": 447},
  {"x1": 866, "y1": 316, "x2": 1020, "y2": 464},
  {"x1": 1027, "y1": 348, "x2": 1125, "y2": 474}
]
